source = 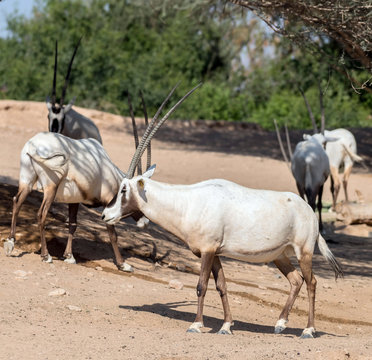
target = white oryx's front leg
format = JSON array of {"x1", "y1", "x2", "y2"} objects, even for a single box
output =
[
  {"x1": 105, "y1": 224, "x2": 133, "y2": 273},
  {"x1": 187, "y1": 252, "x2": 215, "y2": 334}
]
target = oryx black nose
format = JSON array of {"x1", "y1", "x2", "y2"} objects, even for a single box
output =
[
  {"x1": 101, "y1": 214, "x2": 105, "y2": 220},
  {"x1": 51, "y1": 119, "x2": 59, "y2": 133}
]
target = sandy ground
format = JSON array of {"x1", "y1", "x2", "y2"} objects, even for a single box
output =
[{"x1": 0, "y1": 100, "x2": 372, "y2": 360}]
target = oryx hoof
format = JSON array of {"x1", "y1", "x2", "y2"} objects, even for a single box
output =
[
  {"x1": 217, "y1": 322, "x2": 232, "y2": 335},
  {"x1": 274, "y1": 319, "x2": 288, "y2": 334},
  {"x1": 64, "y1": 254, "x2": 76, "y2": 264},
  {"x1": 3, "y1": 238, "x2": 15, "y2": 256},
  {"x1": 118, "y1": 262, "x2": 133, "y2": 273},
  {"x1": 186, "y1": 322, "x2": 203, "y2": 333},
  {"x1": 300, "y1": 327, "x2": 316, "y2": 339},
  {"x1": 136, "y1": 217, "x2": 150, "y2": 229},
  {"x1": 42, "y1": 253, "x2": 53, "y2": 263}
]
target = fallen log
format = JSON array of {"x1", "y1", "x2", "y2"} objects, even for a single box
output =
[{"x1": 336, "y1": 202, "x2": 372, "y2": 225}]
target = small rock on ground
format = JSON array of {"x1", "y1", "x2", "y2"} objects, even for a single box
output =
[
  {"x1": 169, "y1": 279, "x2": 183, "y2": 290},
  {"x1": 48, "y1": 288, "x2": 67, "y2": 297}
]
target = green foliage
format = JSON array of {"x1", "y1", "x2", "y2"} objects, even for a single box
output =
[{"x1": 0, "y1": 0, "x2": 370, "y2": 129}]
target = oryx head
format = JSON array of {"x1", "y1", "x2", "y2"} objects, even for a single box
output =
[
  {"x1": 101, "y1": 83, "x2": 202, "y2": 225},
  {"x1": 46, "y1": 39, "x2": 81, "y2": 133},
  {"x1": 103, "y1": 166, "x2": 156, "y2": 225}
]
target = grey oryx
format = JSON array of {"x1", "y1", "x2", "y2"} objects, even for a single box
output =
[
  {"x1": 274, "y1": 85, "x2": 338, "y2": 231},
  {"x1": 4, "y1": 84, "x2": 201, "y2": 271},
  {"x1": 102, "y1": 165, "x2": 343, "y2": 339}
]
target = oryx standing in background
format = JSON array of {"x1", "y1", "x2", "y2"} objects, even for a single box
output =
[
  {"x1": 44, "y1": 38, "x2": 102, "y2": 265},
  {"x1": 274, "y1": 84, "x2": 337, "y2": 231},
  {"x1": 324, "y1": 128, "x2": 363, "y2": 210},
  {"x1": 46, "y1": 39, "x2": 102, "y2": 143}
]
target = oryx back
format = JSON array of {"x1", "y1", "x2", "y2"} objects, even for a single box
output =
[{"x1": 24, "y1": 132, "x2": 122, "y2": 206}]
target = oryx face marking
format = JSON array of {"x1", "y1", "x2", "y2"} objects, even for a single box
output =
[
  {"x1": 47, "y1": 104, "x2": 65, "y2": 133},
  {"x1": 102, "y1": 178, "x2": 137, "y2": 224}
]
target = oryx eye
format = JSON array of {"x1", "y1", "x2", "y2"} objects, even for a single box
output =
[{"x1": 121, "y1": 186, "x2": 126, "y2": 194}]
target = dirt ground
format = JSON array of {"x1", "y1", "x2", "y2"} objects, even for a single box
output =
[{"x1": 0, "y1": 100, "x2": 372, "y2": 360}]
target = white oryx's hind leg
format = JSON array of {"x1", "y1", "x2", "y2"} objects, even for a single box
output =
[
  {"x1": 63, "y1": 203, "x2": 79, "y2": 264},
  {"x1": 211, "y1": 256, "x2": 233, "y2": 335},
  {"x1": 273, "y1": 254, "x2": 304, "y2": 334},
  {"x1": 4, "y1": 184, "x2": 33, "y2": 255},
  {"x1": 298, "y1": 253, "x2": 317, "y2": 338},
  {"x1": 4, "y1": 153, "x2": 37, "y2": 255},
  {"x1": 342, "y1": 157, "x2": 353, "y2": 203},
  {"x1": 329, "y1": 166, "x2": 340, "y2": 211}
]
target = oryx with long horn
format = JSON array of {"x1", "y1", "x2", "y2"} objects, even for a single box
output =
[
  {"x1": 274, "y1": 83, "x2": 338, "y2": 231},
  {"x1": 44, "y1": 39, "x2": 104, "y2": 264},
  {"x1": 101, "y1": 144, "x2": 343, "y2": 339},
  {"x1": 46, "y1": 39, "x2": 102, "y2": 143},
  {"x1": 4, "y1": 84, "x2": 201, "y2": 271}
]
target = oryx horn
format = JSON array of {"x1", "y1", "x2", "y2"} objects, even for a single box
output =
[
  {"x1": 51, "y1": 40, "x2": 58, "y2": 106},
  {"x1": 127, "y1": 83, "x2": 202, "y2": 178},
  {"x1": 139, "y1": 90, "x2": 152, "y2": 172},
  {"x1": 60, "y1": 37, "x2": 82, "y2": 107},
  {"x1": 127, "y1": 92, "x2": 143, "y2": 175}
]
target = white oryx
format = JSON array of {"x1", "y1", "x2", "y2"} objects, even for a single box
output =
[
  {"x1": 102, "y1": 166, "x2": 343, "y2": 338},
  {"x1": 44, "y1": 39, "x2": 103, "y2": 264},
  {"x1": 324, "y1": 128, "x2": 363, "y2": 210},
  {"x1": 46, "y1": 39, "x2": 102, "y2": 143},
  {"x1": 4, "y1": 84, "x2": 201, "y2": 270}
]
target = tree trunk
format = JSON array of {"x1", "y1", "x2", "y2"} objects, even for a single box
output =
[{"x1": 336, "y1": 202, "x2": 372, "y2": 226}]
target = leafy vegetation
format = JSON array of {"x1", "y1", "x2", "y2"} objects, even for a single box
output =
[{"x1": 0, "y1": 0, "x2": 370, "y2": 129}]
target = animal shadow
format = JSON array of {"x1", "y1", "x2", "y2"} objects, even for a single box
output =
[{"x1": 119, "y1": 301, "x2": 337, "y2": 338}]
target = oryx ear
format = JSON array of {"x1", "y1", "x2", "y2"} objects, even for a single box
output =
[
  {"x1": 137, "y1": 178, "x2": 147, "y2": 202},
  {"x1": 64, "y1": 97, "x2": 76, "y2": 113},
  {"x1": 143, "y1": 164, "x2": 156, "y2": 178},
  {"x1": 46, "y1": 101, "x2": 52, "y2": 111}
]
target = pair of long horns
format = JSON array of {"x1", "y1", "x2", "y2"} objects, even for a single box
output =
[
  {"x1": 51, "y1": 37, "x2": 82, "y2": 107},
  {"x1": 126, "y1": 83, "x2": 202, "y2": 179}
]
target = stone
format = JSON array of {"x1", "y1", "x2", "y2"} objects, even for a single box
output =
[
  {"x1": 48, "y1": 288, "x2": 66, "y2": 297},
  {"x1": 67, "y1": 305, "x2": 82, "y2": 312},
  {"x1": 169, "y1": 279, "x2": 183, "y2": 290},
  {"x1": 14, "y1": 270, "x2": 28, "y2": 277}
]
